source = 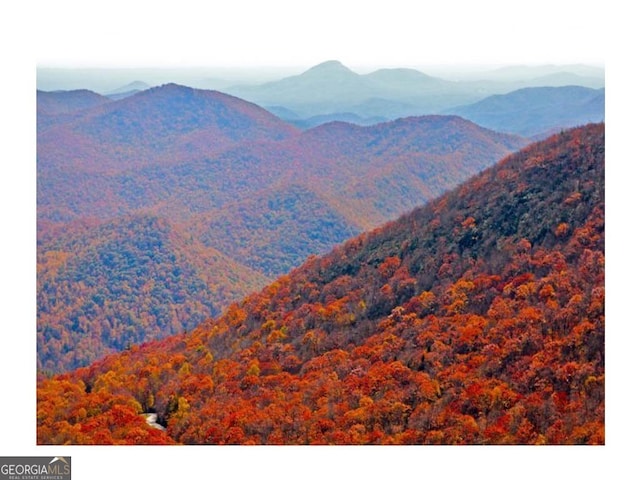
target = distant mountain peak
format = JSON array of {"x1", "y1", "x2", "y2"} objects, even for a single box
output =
[
  {"x1": 302, "y1": 60, "x2": 356, "y2": 77},
  {"x1": 107, "y1": 81, "x2": 151, "y2": 95},
  {"x1": 141, "y1": 83, "x2": 221, "y2": 100},
  {"x1": 368, "y1": 67, "x2": 432, "y2": 79},
  {"x1": 154, "y1": 82, "x2": 192, "y2": 92}
]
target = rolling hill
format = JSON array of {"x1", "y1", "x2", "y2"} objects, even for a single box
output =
[
  {"x1": 37, "y1": 89, "x2": 112, "y2": 116},
  {"x1": 37, "y1": 83, "x2": 299, "y2": 173},
  {"x1": 447, "y1": 86, "x2": 605, "y2": 137},
  {"x1": 38, "y1": 84, "x2": 527, "y2": 372},
  {"x1": 37, "y1": 86, "x2": 527, "y2": 227},
  {"x1": 37, "y1": 123, "x2": 604, "y2": 445},
  {"x1": 37, "y1": 89, "x2": 113, "y2": 130}
]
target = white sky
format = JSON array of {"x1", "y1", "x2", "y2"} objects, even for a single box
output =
[
  {"x1": 31, "y1": 0, "x2": 606, "y2": 68},
  {"x1": 1, "y1": 1, "x2": 638, "y2": 479}
]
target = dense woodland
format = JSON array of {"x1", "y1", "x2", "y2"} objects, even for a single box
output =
[
  {"x1": 37, "y1": 124, "x2": 604, "y2": 444},
  {"x1": 37, "y1": 85, "x2": 527, "y2": 372},
  {"x1": 37, "y1": 215, "x2": 267, "y2": 373}
]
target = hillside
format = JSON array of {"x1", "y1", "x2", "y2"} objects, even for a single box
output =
[
  {"x1": 37, "y1": 89, "x2": 113, "y2": 130},
  {"x1": 37, "y1": 123, "x2": 604, "y2": 445},
  {"x1": 37, "y1": 215, "x2": 267, "y2": 372},
  {"x1": 447, "y1": 86, "x2": 605, "y2": 137},
  {"x1": 38, "y1": 85, "x2": 525, "y2": 224},
  {"x1": 286, "y1": 116, "x2": 527, "y2": 229},
  {"x1": 37, "y1": 83, "x2": 299, "y2": 174},
  {"x1": 38, "y1": 84, "x2": 528, "y2": 373},
  {"x1": 187, "y1": 184, "x2": 361, "y2": 277}
]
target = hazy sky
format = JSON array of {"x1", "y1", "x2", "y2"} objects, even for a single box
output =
[
  {"x1": 33, "y1": 0, "x2": 605, "y2": 68},
  {"x1": 31, "y1": 0, "x2": 608, "y2": 93}
]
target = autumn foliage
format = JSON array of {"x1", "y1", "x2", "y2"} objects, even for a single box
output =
[
  {"x1": 37, "y1": 123, "x2": 604, "y2": 445},
  {"x1": 38, "y1": 85, "x2": 528, "y2": 372}
]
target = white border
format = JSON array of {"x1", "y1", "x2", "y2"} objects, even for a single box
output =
[{"x1": 2, "y1": 1, "x2": 635, "y2": 479}]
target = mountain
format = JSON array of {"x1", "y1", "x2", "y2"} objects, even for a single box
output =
[
  {"x1": 37, "y1": 89, "x2": 112, "y2": 116},
  {"x1": 227, "y1": 60, "x2": 377, "y2": 114},
  {"x1": 225, "y1": 61, "x2": 482, "y2": 119},
  {"x1": 447, "y1": 86, "x2": 605, "y2": 137},
  {"x1": 106, "y1": 81, "x2": 153, "y2": 100},
  {"x1": 224, "y1": 61, "x2": 605, "y2": 122},
  {"x1": 184, "y1": 112, "x2": 522, "y2": 279},
  {"x1": 107, "y1": 80, "x2": 151, "y2": 96},
  {"x1": 37, "y1": 83, "x2": 299, "y2": 173},
  {"x1": 36, "y1": 83, "x2": 300, "y2": 225},
  {"x1": 475, "y1": 64, "x2": 604, "y2": 84},
  {"x1": 289, "y1": 116, "x2": 527, "y2": 229},
  {"x1": 37, "y1": 85, "x2": 525, "y2": 371},
  {"x1": 38, "y1": 84, "x2": 528, "y2": 373},
  {"x1": 37, "y1": 89, "x2": 113, "y2": 130},
  {"x1": 523, "y1": 73, "x2": 604, "y2": 90},
  {"x1": 303, "y1": 59, "x2": 359, "y2": 78},
  {"x1": 364, "y1": 67, "x2": 447, "y2": 93},
  {"x1": 285, "y1": 112, "x2": 387, "y2": 130},
  {"x1": 37, "y1": 123, "x2": 604, "y2": 445},
  {"x1": 38, "y1": 91, "x2": 527, "y2": 231},
  {"x1": 37, "y1": 215, "x2": 267, "y2": 373},
  {"x1": 187, "y1": 183, "x2": 362, "y2": 277}
]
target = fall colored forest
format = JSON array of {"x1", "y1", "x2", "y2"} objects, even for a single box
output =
[
  {"x1": 37, "y1": 85, "x2": 528, "y2": 372},
  {"x1": 37, "y1": 123, "x2": 604, "y2": 445}
]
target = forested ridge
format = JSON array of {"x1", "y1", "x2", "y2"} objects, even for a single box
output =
[
  {"x1": 37, "y1": 214, "x2": 268, "y2": 373},
  {"x1": 38, "y1": 85, "x2": 528, "y2": 372},
  {"x1": 37, "y1": 124, "x2": 604, "y2": 445}
]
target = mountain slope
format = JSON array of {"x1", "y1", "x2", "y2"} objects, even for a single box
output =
[
  {"x1": 175, "y1": 115, "x2": 528, "y2": 277},
  {"x1": 188, "y1": 184, "x2": 361, "y2": 277},
  {"x1": 38, "y1": 84, "x2": 527, "y2": 374},
  {"x1": 447, "y1": 86, "x2": 604, "y2": 137},
  {"x1": 37, "y1": 83, "x2": 300, "y2": 172},
  {"x1": 37, "y1": 215, "x2": 267, "y2": 372},
  {"x1": 38, "y1": 102, "x2": 527, "y2": 235},
  {"x1": 37, "y1": 86, "x2": 527, "y2": 225},
  {"x1": 290, "y1": 116, "x2": 527, "y2": 228},
  {"x1": 37, "y1": 89, "x2": 112, "y2": 116},
  {"x1": 37, "y1": 123, "x2": 604, "y2": 445},
  {"x1": 37, "y1": 89, "x2": 113, "y2": 130},
  {"x1": 227, "y1": 60, "x2": 374, "y2": 108}
]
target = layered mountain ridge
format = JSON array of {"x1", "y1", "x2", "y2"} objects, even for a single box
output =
[
  {"x1": 224, "y1": 60, "x2": 604, "y2": 123},
  {"x1": 37, "y1": 123, "x2": 604, "y2": 445},
  {"x1": 447, "y1": 86, "x2": 605, "y2": 136},
  {"x1": 38, "y1": 84, "x2": 528, "y2": 372}
]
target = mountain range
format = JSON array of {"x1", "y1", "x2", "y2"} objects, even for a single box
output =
[
  {"x1": 38, "y1": 84, "x2": 528, "y2": 372},
  {"x1": 223, "y1": 60, "x2": 604, "y2": 123},
  {"x1": 37, "y1": 123, "x2": 604, "y2": 445},
  {"x1": 105, "y1": 81, "x2": 152, "y2": 100},
  {"x1": 446, "y1": 86, "x2": 604, "y2": 137}
]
